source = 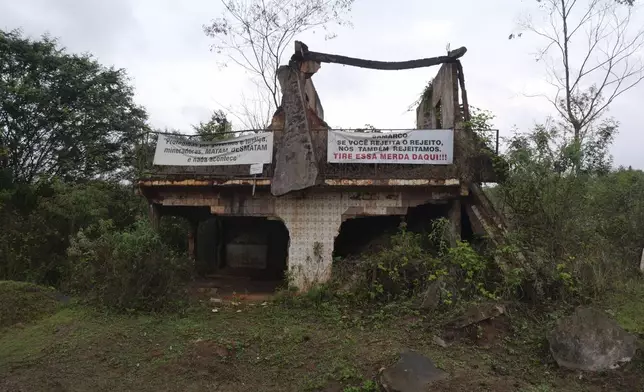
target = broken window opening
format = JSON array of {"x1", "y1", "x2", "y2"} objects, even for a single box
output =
[
  {"x1": 333, "y1": 201, "x2": 475, "y2": 261},
  {"x1": 434, "y1": 100, "x2": 442, "y2": 129}
]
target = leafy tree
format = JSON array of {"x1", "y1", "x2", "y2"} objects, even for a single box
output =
[
  {"x1": 0, "y1": 181, "x2": 146, "y2": 284},
  {"x1": 192, "y1": 109, "x2": 233, "y2": 141},
  {"x1": 0, "y1": 29, "x2": 148, "y2": 184},
  {"x1": 203, "y1": 0, "x2": 354, "y2": 129}
]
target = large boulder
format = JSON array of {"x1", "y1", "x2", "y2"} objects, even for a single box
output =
[
  {"x1": 548, "y1": 307, "x2": 637, "y2": 371},
  {"x1": 379, "y1": 351, "x2": 448, "y2": 392}
]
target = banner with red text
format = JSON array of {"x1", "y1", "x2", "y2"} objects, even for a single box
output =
[{"x1": 327, "y1": 129, "x2": 453, "y2": 164}]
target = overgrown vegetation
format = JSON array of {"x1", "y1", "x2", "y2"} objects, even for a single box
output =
[
  {"x1": 66, "y1": 220, "x2": 193, "y2": 312},
  {"x1": 0, "y1": 30, "x2": 198, "y2": 312},
  {"x1": 490, "y1": 126, "x2": 644, "y2": 303},
  {"x1": 2, "y1": 10, "x2": 644, "y2": 391},
  {"x1": 334, "y1": 220, "x2": 497, "y2": 306}
]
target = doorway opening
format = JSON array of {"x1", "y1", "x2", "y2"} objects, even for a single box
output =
[{"x1": 195, "y1": 216, "x2": 289, "y2": 298}]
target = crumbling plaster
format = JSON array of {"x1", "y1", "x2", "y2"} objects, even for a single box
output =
[{"x1": 151, "y1": 187, "x2": 458, "y2": 289}]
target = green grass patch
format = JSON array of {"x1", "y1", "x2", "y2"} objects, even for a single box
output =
[
  {"x1": 606, "y1": 279, "x2": 644, "y2": 335},
  {"x1": 0, "y1": 280, "x2": 63, "y2": 328},
  {"x1": 1, "y1": 294, "x2": 642, "y2": 391}
]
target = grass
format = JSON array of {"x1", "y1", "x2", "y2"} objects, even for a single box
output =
[
  {"x1": 0, "y1": 282, "x2": 643, "y2": 392},
  {"x1": 0, "y1": 280, "x2": 62, "y2": 328},
  {"x1": 604, "y1": 281, "x2": 644, "y2": 336}
]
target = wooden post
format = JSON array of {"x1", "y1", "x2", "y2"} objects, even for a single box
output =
[{"x1": 448, "y1": 198, "x2": 462, "y2": 246}]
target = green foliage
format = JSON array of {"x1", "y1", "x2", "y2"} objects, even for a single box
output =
[
  {"x1": 0, "y1": 281, "x2": 61, "y2": 328},
  {"x1": 66, "y1": 219, "x2": 193, "y2": 312},
  {"x1": 343, "y1": 380, "x2": 378, "y2": 392},
  {"x1": 348, "y1": 220, "x2": 496, "y2": 305},
  {"x1": 0, "y1": 29, "x2": 148, "y2": 184},
  {"x1": 493, "y1": 124, "x2": 644, "y2": 301},
  {"x1": 192, "y1": 109, "x2": 232, "y2": 141},
  {"x1": 159, "y1": 215, "x2": 192, "y2": 256},
  {"x1": 0, "y1": 181, "x2": 145, "y2": 284}
]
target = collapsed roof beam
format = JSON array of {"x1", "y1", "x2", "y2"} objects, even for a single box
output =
[{"x1": 292, "y1": 41, "x2": 467, "y2": 71}]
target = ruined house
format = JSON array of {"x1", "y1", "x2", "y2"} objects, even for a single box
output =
[{"x1": 138, "y1": 42, "x2": 505, "y2": 291}]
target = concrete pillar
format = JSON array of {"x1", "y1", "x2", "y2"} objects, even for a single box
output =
[
  {"x1": 275, "y1": 197, "x2": 343, "y2": 290},
  {"x1": 149, "y1": 203, "x2": 161, "y2": 230},
  {"x1": 188, "y1": 220, "x2": 198, "y2": 260},
  {"x1": 448, "y1": 198, "x2": 462, "y2": 246}
]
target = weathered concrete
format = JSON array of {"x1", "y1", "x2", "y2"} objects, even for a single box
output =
[
  {"x1": 271, "y1": 65, "x2": 319, "y2": 196},
  {"x1": 145, "y1": 187, "x2": 459, "y2": 289},
  {"x1": 548, "y1": 307, "x2": 637, "y2": 371},
  {"x1": 139, "y1": 45, "x2": 510, "y2": 291},
  {"x1": 379, "y1": 351, "x2": 448, "y2": 392}
]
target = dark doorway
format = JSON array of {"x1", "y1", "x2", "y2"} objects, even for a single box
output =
[
  {"x1": 333, "y1": 215, "x2": 402, "y2": 258},
  {"x1": 195, "y1": 216, "x2": 289, "y2": 297},
  {"x1": 333, "y1": 201, "x2": 473, "y2": 259}
]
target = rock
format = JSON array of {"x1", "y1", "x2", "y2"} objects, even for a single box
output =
[
  {"x1": 432, "y1": 335, "x2": 448, "y2": 348},
  {"x1": 379, "y1": 351, "x2": 448, "y2": 392},
  {"x1": 271, "y1": 65, "x2": 319, "y2": 196},
  {"x1": 417, "y1": 280, "x2": 442, "y2": 311},
  {"x1": 446, "y1": 302, "x2": 505, "y2": 329},
  {"x1": 548, "y1": 307, "x2": 637, "y2": 371},
  {"x1": 337, "y1": 272, "x2": 362, "y2": 294}
]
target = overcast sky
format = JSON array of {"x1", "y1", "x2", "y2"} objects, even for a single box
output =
[{"x1": 1, "y1": 0, "x2": 643, "y2": 167}]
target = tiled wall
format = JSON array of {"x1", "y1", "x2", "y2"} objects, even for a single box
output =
[{"x1": 273, "y1": 192, "x2": 405, "y2": 288}]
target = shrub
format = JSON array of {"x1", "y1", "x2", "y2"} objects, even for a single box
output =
[
  {"x1": 492, "y1": 126, "x2": 644, "y2": 302},
  {"x1": 66, "y1": 219, "x2": 193, "y2": 312},
  {"x1": 159, "y1": 215, "x2": 192, "y2": 255},
  {"x1": 344, "y1": 220, "x2": 497, "y2": 305},
  {"x1": 0, "y1": 181, "x2": 146, "y2": 285}
]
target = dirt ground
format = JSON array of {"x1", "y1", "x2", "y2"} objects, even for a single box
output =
[{"x1": 1, "y1": 285, "x2": 643, "y2": 392}]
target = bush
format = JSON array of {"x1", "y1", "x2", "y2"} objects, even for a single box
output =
[
  {"x1": 66, "y1": 219, "x2": 193, "y2": 312},
  {"x1": 491, "y1": 127, "x2": 644, "y2": 302},
  {"x1": 159, "y1": 215, "x2": 192, "y2": 255},
  {"x1": 342, "y1": 220, "x2": 497, "y2": 305},
  {"x1": 0, "y1": 181, "x2": 146, "y2": 285}
]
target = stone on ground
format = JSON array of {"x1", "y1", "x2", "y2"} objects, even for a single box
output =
[
  {"x1": 379, "y1": 350, "x2": 448, "y2": 392},
  {"x1": 416, "y1": 280, "x2": 442, "y2": 311},
  {"x1": 548, "y1": 307, "x2": 637, "y2": 371},
  {"x1": 446, "y1": 302, "x2": 505, "y2": 329}
]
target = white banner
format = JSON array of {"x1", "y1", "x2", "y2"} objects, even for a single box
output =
[
  {"x1": 327, "y1": 129, "x2": 454, "y2": 164},
  {"x1": 153, "y1": 132, "x2": 273, "y2": 166}
]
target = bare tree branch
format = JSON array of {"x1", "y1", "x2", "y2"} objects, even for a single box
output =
[
  {"x1": 204, "y1": 0, "x2": 354, "y2": 128},
  {"x1": 519, "y1": 0, "x2": 644, "y2": 172}
]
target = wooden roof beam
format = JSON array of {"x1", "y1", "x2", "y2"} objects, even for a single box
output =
[{"x1": 292, "y1": 41, "x2": 467, "y2": 71}]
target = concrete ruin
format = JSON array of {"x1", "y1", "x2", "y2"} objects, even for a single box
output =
[{"x1": 138, "y1": 43, "x2": 505, "y2": 290}]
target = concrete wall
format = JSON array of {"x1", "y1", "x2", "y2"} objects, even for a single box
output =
[{"x1": 151, "y1": 187, "x2": 460, "y2": 289}]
